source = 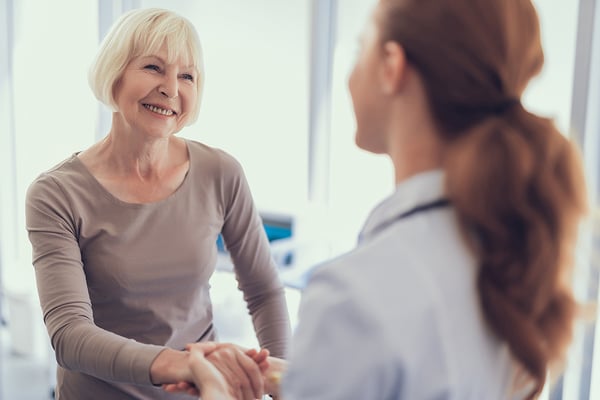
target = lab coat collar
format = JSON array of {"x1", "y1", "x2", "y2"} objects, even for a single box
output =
[{"x1": 358, "y1": 169, "x2": 446, "y2": 242}]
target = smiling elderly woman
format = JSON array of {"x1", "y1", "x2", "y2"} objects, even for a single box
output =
[{"x1": 25, "y1": 8, "x2": 290, "y2": 400}]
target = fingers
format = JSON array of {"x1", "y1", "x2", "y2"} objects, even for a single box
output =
[
  {"x1": 246, "y1": 348, "x2": 270, "y2": 363},
  {"x1": 188, "y1": 342, "x2": 219, "y2": 384},
  {"x1": 187, "y1": 344, "x2": 233, "y2": 399},
  {"x1": 203, "y1": 354, "x2": 240, "y2": 398},
  {"x1": 244, "y1": 347, "x2": 270, "y2": 372},
  {"x1": 235, "y1": 348, "x2": 266, "y2": 398},
  {"x1": 206, "y1": 344, "x2": 265, "y2": 400},
  {"x1": 186, "y1": 342, "x2": 270, "y2": 399},
  {"x1": 206, "y1": 350, "x2": 248, "y2": 399},
  {"x1": 162, "y1": 381, "x2": 199, "y2": 396},
  {"x1": 255, "y1": 349, "x2": 271, "y2": 372},
  {"x1": 162, "y1": 383, "x2": 179, "y2": 392}
]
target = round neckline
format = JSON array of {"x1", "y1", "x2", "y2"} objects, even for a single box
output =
[{"x1": 72, "y1": 139, "x2": 193, "y2": 208}]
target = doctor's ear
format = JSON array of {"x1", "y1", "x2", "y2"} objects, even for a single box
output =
[{"x1": 379, "y1": 41, "x2": 408, "y2": 94}]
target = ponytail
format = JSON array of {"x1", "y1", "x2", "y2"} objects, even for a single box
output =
[
  {"x1": 375, "y1": 0, "x2": 589, "y2": 394},
  {"x1": 444, "y1": 106, "x2": 587, "y2": 398}
]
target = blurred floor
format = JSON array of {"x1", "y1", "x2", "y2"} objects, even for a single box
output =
[{"x1": 1, "y1": 324, "x2": 54, "y2": 400}]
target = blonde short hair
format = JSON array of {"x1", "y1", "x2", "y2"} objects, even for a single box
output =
[{"x1": 88, "y1": 8, "x2": 204, "y2": 125}]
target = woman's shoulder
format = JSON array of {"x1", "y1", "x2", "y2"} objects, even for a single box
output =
[
  {"x1": 26, "y1": 153, "x2": 97, "y2": 216},
  {"x1": 185, "y1": 139, "x2": 244, "y2": 174},
  {"x1": 28, "y1": 153, "x2": 86, "y2": 192},
  {"x1": 305, "y1": 238, "x2": 441, "y2": 331}
]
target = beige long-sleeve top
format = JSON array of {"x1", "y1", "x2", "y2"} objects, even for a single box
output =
[{"x1": 25, "y1": 139, "x2": 291, "y2": 399}]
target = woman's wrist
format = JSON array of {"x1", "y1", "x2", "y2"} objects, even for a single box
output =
[
  {"x1": 264, "y1": 356, "x2": 287, "y2": 397},
  {"x1": 150, "y1": 348, "x2": 190, "y2": 385}
]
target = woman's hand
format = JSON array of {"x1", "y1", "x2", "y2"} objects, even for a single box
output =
[
  {"x1": 162, "y1": 342, "x2": 269, "y2": 399},
  {"x1": 262, "y1": 356, "x2": 288, "y2": 399},
  {"x1": 202, "y1": 343, "x2": 266, "y2": 399},
  {"x1": 187, "y1": 342, "x2": 236, "y2": 400},
  {"x1": 203, "y1": 345, "x2": 286, "y2": 399}
]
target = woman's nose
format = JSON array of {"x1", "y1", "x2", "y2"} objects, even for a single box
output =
[{"x1": 159, "y1": 75, "x2": 178, "y2": 98}]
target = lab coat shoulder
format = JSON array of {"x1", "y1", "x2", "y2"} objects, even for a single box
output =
[{"x1": 283, "y1": 237, "x2": 454, "y2": 400}]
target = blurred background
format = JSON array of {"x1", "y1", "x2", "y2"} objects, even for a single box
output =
[{"x1": 0, "y1": 0, "x2": 599, "y2": 398}]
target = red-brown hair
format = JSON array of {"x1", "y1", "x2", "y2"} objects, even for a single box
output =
[{"x1": 376, "y1": 0, "x2": 588, "y2": 397}]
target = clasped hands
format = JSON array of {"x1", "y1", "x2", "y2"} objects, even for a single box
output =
[{"x1": 161, "y1": 342, "x2": 286, "y2": 400}]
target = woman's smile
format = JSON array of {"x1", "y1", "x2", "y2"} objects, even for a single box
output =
[{"x1": 142, "y1": 103, "x2": 177, "y2": 117}]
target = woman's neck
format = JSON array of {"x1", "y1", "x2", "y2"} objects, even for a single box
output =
[
  {"x1": 385, "y1": 108, "x2": 445, "y2": 185},
  {"x1": 101, "y1": 132, "x2": 174, "y2": 180}
]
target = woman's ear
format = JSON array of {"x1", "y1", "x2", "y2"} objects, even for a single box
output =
[{"x1": 379, "y1": 41, "x2": 408, "y2": 94}]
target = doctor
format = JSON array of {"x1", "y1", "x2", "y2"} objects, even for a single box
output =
[{"x1": 184, "y1": 0, "x2": 588, "y2": 398}]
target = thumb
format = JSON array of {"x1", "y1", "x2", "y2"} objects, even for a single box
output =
[{"x1": 187, "y1": 342, "x2": 218, "y2": 356}]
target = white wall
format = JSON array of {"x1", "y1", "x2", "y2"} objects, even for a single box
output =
[
  {"x1": 0, "y1": 0, "x2": 98, "y2": 376},
  {"x1": 6, "y1": 0, "x2": 98, "y2": 294},
  {"x1": 0, "y1": 0, "x2": 17, "y2": 292}
]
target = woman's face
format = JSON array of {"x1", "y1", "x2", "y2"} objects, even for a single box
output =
[
  {"x1": 113, "y1": 46, "x2": 198, "y2": 138},
  {"x1": 348, "y1": 11, "x2": 389, "y2": 154}
]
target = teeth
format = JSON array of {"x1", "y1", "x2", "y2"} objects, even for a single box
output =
[{"x1": 144, "y1": 104, "x2": 174, "y2": 116}]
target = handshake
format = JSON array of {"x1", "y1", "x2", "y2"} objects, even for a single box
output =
[{"x1": 160, "y1": 342, "x2": 287, "y2": 400}]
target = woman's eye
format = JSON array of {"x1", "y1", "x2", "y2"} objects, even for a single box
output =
[
  {"x1": 144, "y1": 64, "x2": 161, "y2": 72},
  {"x1": 181, "y1": 74, "x2": 194, "y2": 82}
]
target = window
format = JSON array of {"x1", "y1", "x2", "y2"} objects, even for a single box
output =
[{"x1": 4, "y1": 0, "x2": 98, "y2": 304}]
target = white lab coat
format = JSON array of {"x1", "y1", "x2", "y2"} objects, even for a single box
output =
[{"x1": 282, "y1": 170, "x2": 517, "y2": 399}]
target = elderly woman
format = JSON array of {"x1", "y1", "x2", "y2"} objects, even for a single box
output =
[
  {"x1": 25, "y1": 8, "x2": 290, "y2": 400},
  {"x1": 185, "y1": 0, "x2": 588, "y2": 399}
]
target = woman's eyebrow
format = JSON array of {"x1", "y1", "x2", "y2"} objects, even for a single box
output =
[{"x1": 139, "y1": 55, "x2": 195, "y2": 69}]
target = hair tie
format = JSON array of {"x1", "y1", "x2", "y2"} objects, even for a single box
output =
[{"x1": 494, "y1": 97, "x2": 521, "y2": 115}]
